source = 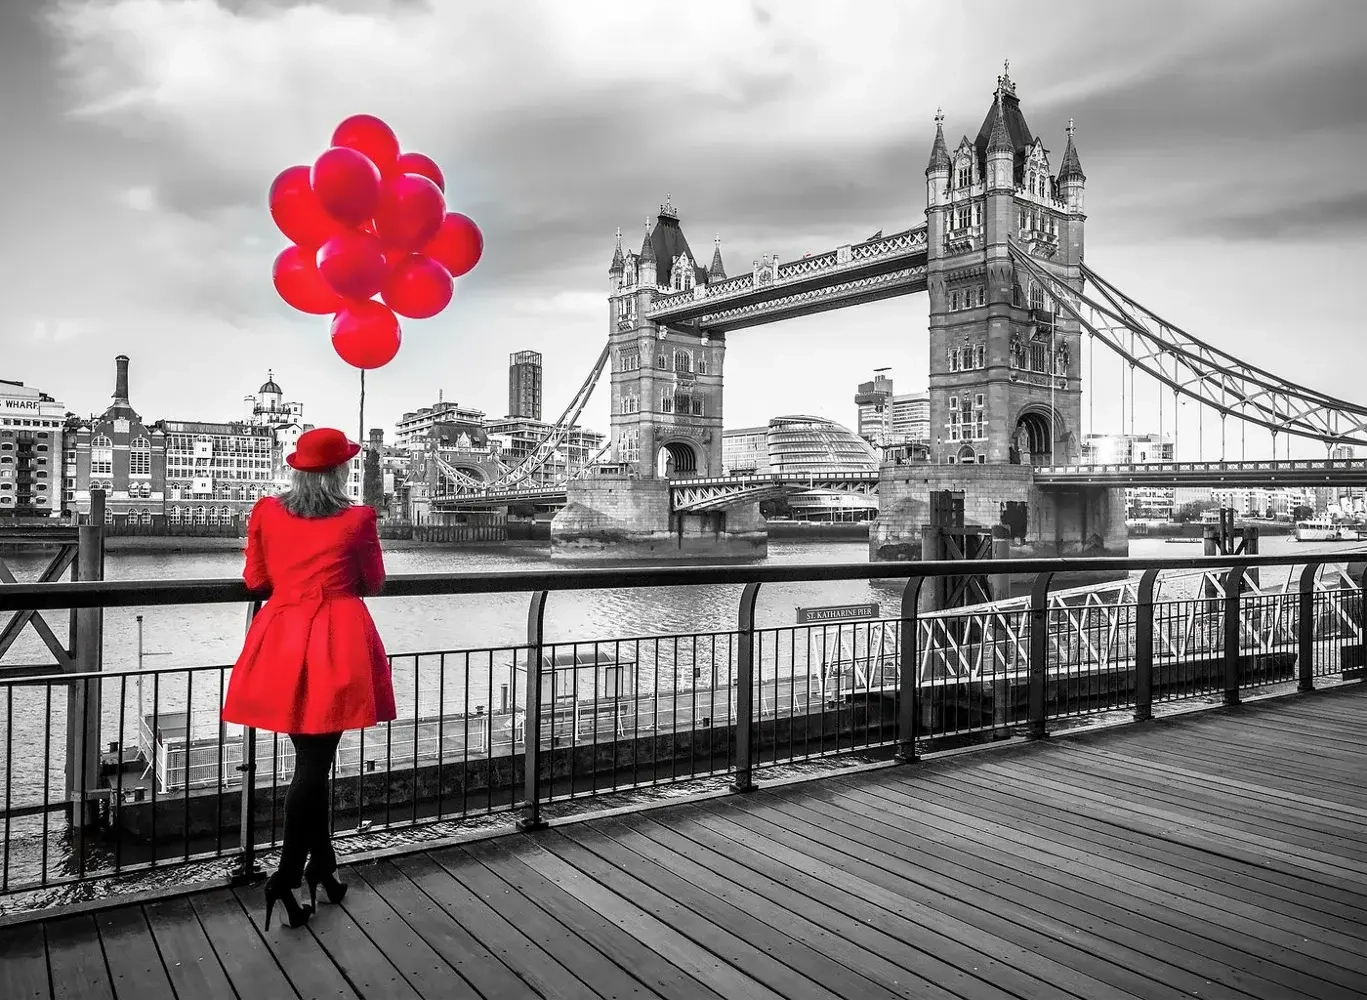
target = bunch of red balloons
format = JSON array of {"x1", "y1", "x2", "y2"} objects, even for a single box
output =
[{"x1": 268, "y1": 114, "x2": 483, "y2": 370}]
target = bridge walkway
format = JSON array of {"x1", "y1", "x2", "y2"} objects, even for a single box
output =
[{"x1": 3, "y1": 685, "x2": 1364, "y2": 999}]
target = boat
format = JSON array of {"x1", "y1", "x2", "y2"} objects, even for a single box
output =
[{"x1": 1294, "y1": 518, "x2": 1348, "y2": 542}]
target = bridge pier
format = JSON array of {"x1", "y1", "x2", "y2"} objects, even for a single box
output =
[
  {"x1": 550, "y1": 472, "x2": 767, "y2": 562},
  {"x1": 870, "y1": 463, "x2": 1127, "y2": 574}
]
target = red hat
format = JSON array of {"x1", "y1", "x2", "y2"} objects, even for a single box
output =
[{"x1": 287, "y1": 427, "x2": 361, "y2": 472}]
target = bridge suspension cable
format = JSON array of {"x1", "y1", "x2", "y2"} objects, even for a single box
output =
[
  {"x1": 1009, "y1": 245, "x2": 1367, "y2": 450},
  {"x1": 495, "y1": 342, "x2": 612, "y2": 488}
]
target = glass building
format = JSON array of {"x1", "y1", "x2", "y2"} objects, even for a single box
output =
[{"x1": 767, "y1": 415, "x2": 879, "y2": 474}]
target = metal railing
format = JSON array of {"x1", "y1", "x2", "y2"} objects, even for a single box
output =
[{"x1": 0, "y1": 552, "x2": 1363, "y2": 903}]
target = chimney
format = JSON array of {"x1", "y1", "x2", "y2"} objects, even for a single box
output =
[{"x1": 113, "y1": 355, "x2": 130, "y2": 403}]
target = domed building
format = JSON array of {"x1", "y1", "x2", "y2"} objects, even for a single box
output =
[
  {"x1": 767, "y1": 415, "x2": 880, "y2": 474},
  {"x1": 724, "y1": 415, "x2": 880, "y2": 521}
]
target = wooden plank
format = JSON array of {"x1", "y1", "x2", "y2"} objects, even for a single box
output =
[
  {"x1": 799, "y1": 781, "x2": 1355, "y2": 999},
  {"x1": 566, "y1": 818, "x2": 908, "y2": 1000},
  {"x1": 189, "y1": 889, "x2": 299, "y2": 1000},
  {"x1": 833, "y1": 776, "x2": 1367, "y2": 993},
  {"x1": 351, "y1": 860, "x2": 543, "y2": 1000},
  {"x1": 229, "y1": 883, "x2": 361, "y2": 1000},
  {"x1": 704, "y1": 802, "x2": 1159, "y2": 1000},
  {"x1": 507, "y1": 837, "x2": 786, "y2": 1000},
  {"x1": 45, "y1": 913, "x2": 114, "y2": 1000},
  {"x1": 0, "y1": 921, "x2": 51, "y2": 1000},
  {"x1": 391, "y1": 851, "x2": 600, "y2": 1000},
  {"x1": 917, "y1": 764, "x2": 1367, "y2": 929},
  {"x1": 301, "y1": 864, "x2": 430, "y2": 1000},
  {"x1": 625, "y1": 814, "x2": 1020, "y2": 1000},
  {"x1": 93, "y1": 907, "x2": 177, "y2": 1000},
  {"x1": 144, "y1": 897, "x2": 238, "y2": 1000},
  {"x1": 464, "y1": 839, "x2": 724, "y2": 1000},
  {"x1": 537, "y1": 828, "x2": 844, "y2": 1000},
  {"x1": 432, "y1": 844, "x2": 669, "y2": 1000}
]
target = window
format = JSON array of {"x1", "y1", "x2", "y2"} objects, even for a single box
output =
[
  {"x1": 955, "y1": 163, "x2": 972, "y2": 188},
  {"x1": 673, "y1": 350, "x2": 692, "y2": 374},
  {"x1": 691, "y1": 399, "x2": 704, "y2": 416},
  {"x1": 975, "y1": 346, "x2": 985, "y2": 369},
  {"x1": 129, "y1": 436, "x2": 151, "y2": 476},
  {"x1": 696, "y1": 355, "x2": 708, "y2": 375},
  {"x1": 656, "y1": 354, "x2": 668, "y2": 370},
  {"x1": 977, "y1": 287, "x2": 986, "y2": 307},
  {"x1": 950, "y1": 349, "x2": 960, "y2": 372},
  {"x1": 660, "y1": 394, "x2": 674, "y2": 414}
]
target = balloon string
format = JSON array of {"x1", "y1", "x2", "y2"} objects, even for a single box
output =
[{"x1": 359, "y1": 369, "x2": 366, "y2": 447}]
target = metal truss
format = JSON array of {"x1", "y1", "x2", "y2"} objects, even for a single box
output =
[
  {"x1": 916, "y1": 562, "x2": 1361, "y2": 684},
  {"x1": 1009, "y1": 244, "x2": 1367, "y2": 449},
  {"x1": 646, "y1": 227, "x2": 929, "y2": 328},
  {"x1": 670, "y1": 471, "x2": 880, "y2": 513},
  {"x1": 1034, "y1": 458, "x2": 1367, "y2": 488}
]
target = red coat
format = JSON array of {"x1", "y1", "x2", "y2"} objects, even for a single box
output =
[{"x1": 222, "y1": 497, "x2": 396, "y2": 735}]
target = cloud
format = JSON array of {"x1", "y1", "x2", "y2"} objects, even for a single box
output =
[{"x1": 13, "y1": 0, "x2": 1367, "y2": 443}]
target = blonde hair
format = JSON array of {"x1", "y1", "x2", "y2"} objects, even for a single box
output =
[{"x1": 279, "y1": 465, "x2": 352, "y2": 518}]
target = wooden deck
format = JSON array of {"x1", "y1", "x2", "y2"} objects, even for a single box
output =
[{"x1": 3, "y1": 685, "x2": 1364, "y2": 999}]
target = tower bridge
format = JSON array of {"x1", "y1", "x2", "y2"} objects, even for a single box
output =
[{"x1": 433, "y1": 64, "x2": 1367, "y2": 562}]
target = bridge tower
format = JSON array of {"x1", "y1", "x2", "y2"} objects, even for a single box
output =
[
  {"x1": 873, "y1": 67, "x2": 1124, "y2": 566},
  {"x1": 607, "y1": 198, "x2": 727, "y2": 479},
  {"x1": 552, "y1": 198, "x2": 765, "y2": 561},
  {"x1": 925, "y1": 64, "x2": 1085, "y2": 466}
]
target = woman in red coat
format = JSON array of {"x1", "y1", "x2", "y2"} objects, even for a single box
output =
[{"x1": 222, "y1": 427, "x2": 396, "y2": 929}]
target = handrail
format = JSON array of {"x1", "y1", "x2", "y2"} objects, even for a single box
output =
[{"x1": 3, "y1": 551, "x2": 1365, "y2": 612}]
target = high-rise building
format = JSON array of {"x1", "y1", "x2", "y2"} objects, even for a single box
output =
[
  {"x1": 68, "y1": 355, "x2": 167, "y2": 524},
  {"x1": 891, "y1": 392, "x2": 930, "y2": 443},
  {"x1": 854, "y1": 370, "x2": 895, "y2": 448},
  {"x1": 0, "y1": 379, "x2": 66, "y2": 518},
  {"x1": 508, "y1": 350, "x2": 543, "y2": 421}
]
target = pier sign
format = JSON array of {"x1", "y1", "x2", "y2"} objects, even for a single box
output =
[{"x1": 796, "y1": 602, "x2": 880, "y2": 624}]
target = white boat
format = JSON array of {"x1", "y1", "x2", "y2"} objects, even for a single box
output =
[{"x1": 1294, "y1": 518, "x2": 1348, "y2": 542}]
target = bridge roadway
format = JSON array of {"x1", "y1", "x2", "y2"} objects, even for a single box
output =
[
  {"x1": 3, "y1": 684, "x2": 1363, "y2": 999},
  {"x1": 434, "y1": 458, "x2": 1367, "y2": 511}
]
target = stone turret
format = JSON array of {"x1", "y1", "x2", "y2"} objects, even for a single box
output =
[
  {"x1": 708, "y1": 235, "x2": 726, "y2": 281},
  {"x1": 985, "y1": 90, "x2": 1014, "y2": 192},
  {"x1": 926, "y1": 108, "x2": 950, "y2": 209},
  {"x1": 1058, "y1": 118, "x2": 1086, "y2": 214},
  {"x1": 637, "y1": 218, "x2": 656, "y2": 287}
]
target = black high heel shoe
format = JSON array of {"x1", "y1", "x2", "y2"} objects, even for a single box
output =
[
  {"x1": 305, "y1": 866, "x2": 348, "y2": 908},
  {"x1": 264, "y1": 875, "x2": 313, "y2": 930}
]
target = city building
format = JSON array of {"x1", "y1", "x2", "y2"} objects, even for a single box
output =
[
  {"x1": 722, "y1": 427, "x2": 770, "y2": 475},
  {"x1": 891, "y1": 392, "x2": 930, "y2": 444},
  {"x1": 1081, "y1": 432, "x2": 1175, "y2": 520},
  {"x1": 394, "y1": 398, "x2": 488, "y2": 452},
  {"x1": 767, "y1": 415, "x2": 880, "y2": 521},
  {"x1": 854, "y1": 370, "x2": 895, "y2": 448},
  {"x1": 485, "y1": 417, "x2": 605, "y2": 483},
  {"x1": 1081, "y1": 432, "x2": 1174, "y2": 465},
  {"x1": 160, "y1": 419, "x2": 278, "y2": 526},
  {"x1": 854, "y1": 370, "x2": 930, "y2": 457},
  {"x1": 508, "y1": 350, "x2": 543, "y2": 422},
  {"x1": 68, "y1": 356, "x2": 167, "y2": 524},
  {"x1": 243, "y1": 371, "x2": 309, "y2": 483},
  {"x1": 0, "y1": 378, "x2": 67, "y2": 518}
]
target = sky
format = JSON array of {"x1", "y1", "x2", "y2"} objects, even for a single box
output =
[{"x1": 2, "y1": 0, "x2": 1366, "y2": 459}]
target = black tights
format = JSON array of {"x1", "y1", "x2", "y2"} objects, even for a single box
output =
[{"x1": 276, "y1": 732, "x2": 342, "y2": 889}]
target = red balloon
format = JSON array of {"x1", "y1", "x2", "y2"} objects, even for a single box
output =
[
  {"x1": 272, "y1": 245, "x2": 344, "y2": 314},
  {"x1": 331, "y1": 114, "x2": 400, "y2": 177},
  {"x1": 331, "y1": 300, "x2": 401, "y2": 369},
  {"x1": 424, "y1": 212, "x2": 483, "y2": 278},
  {"x1": 392, "y1": 151, "x2": 445, "y2": 191},
  {"x1": 310, "y1": 147, "x2": 381, "y2": 227},
  {"x1": 316, "y1": 230, "x2": 387, "y2": 299},
  {"x1": 382, "y1": 254, "x2": 454, "y2": 319},
  {"x1": 269, "y1": 165, "x2": 341, "y2": 247},
  {"x1": 373, "y1": 173, "x2": 446, "y2": 253}
]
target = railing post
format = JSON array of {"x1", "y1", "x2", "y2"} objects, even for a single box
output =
[
  {"x1": 731, "y1": 582, "x2": 761, "y2": 793},
  {"x1": 1297, "y1": 562, "x2": 1322, "y2": 693},
  {"x1": 518, "y1": 590, "x2": 550, "y2": 831},
  {"x1": 1027, "y1": 573, "x2": 1054, "y2": 740},
  {"x1": 895, "y1": 577, "x2": 925, "y2": 763},
  {"x1": 1134, "y1": 569, "x2": 1160, "y2": 722},
  {"x1": 1222, "y1": 567, "x2": 1246, "y2": 706},
  {"x1": 68, "y1": 490, "x2": 105, "y2": 835},
  {"x1": 231, "y1": 599, "x2": 264, "y2": 886}
]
